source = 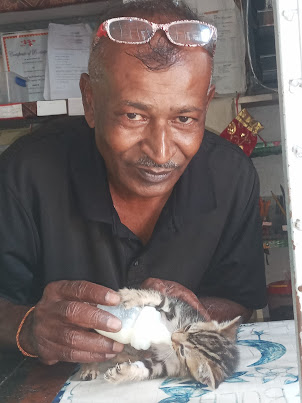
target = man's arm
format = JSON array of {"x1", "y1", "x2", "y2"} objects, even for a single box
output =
[
  {"x1": 199, "y1": 296, "x2": 253, "y2": 323},
  {"x1": 0, "y1": 298, "x2": 31, "y2": 350}
]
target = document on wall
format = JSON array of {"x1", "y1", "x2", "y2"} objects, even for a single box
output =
[
  {"x1": 185, "y1": 0, "x2": 246, "y2": 95},
  {"x1": 200, "y1": 8, "x2": 246, "y2": 95},
  {"x1": 44, "y1": 23, "x2": 92, "y2": 100},
  {"x1": 1, "y1": 29, "x2": 48, "y2": 101}
]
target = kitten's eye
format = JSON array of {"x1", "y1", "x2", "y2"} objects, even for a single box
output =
[
  {"x1": 184, "y1": 325, "x2": 191, "y2": 332},
  {"x1": 179, "y1": 344, "x2": 185, "y2": 357}
]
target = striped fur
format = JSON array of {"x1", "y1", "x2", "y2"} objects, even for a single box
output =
[{"x1": 81, "y1": 288, "x2": 240, "y2": 390}]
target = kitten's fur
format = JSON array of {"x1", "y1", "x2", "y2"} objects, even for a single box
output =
[{"x1": 80, "y1": 288, "x2": 240, "y2": 390}]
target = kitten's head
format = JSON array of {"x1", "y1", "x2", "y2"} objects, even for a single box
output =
[{"x1": 171, "y1": 316, "x2": 241, "y2": 390}]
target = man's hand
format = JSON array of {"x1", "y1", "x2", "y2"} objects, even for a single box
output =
[
  {"x1": 141, "y1": 278, "x2": 252, "y2": 323},
  {"x1": 20, "y1": 280, "x2": 124, "y2": 365},
  {"x1": 141, "y1": 278, "x2": 211, "y2": 321}
]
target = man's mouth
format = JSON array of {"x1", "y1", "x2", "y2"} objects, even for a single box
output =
[{"x1": 137, "y1": 167, "x2": 175, "y2": 183}]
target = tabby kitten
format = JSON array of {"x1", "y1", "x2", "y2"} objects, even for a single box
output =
[{"x1": 80, "y1": 288, "x2": 240, "y2": 390}]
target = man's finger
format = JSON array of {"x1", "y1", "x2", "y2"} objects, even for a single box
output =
[
  {"x1": 53, "y1": 301, "x2": 122, "y2": 332},
  {"x1": 38, "y1": 338, "x2": 116, "y2": 364},
  {"x1": 39, "y1": 325, "x2": 124, "y2": 354},
  {"x1": 43, "y1": 280, "x2": 121, "y2": 305}
]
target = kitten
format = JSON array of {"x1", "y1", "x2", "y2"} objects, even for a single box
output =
[{"x1": 80, "y1": 288, "x2": 240, "y2": 390}]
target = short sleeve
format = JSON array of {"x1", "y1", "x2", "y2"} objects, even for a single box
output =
[
  {"x1": 0, "y1": 176, "x2": 40, "y2": 305},
  {"x1": 198, "y1": 163, "x2": 267, "y2": 310}
]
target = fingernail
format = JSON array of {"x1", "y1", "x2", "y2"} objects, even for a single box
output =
[
  {"x1": 105, "y1": 291, "x2": 120, "y2": 305},
  {"x1": 112, "y1": 341, "x2": 124, "y2": 353},
  {"x1": 105, "y1": 353, "x2": 116, "y2": 359},
  {"x1": 107, "y1": 316, "x2": 122, "y2": 331}
]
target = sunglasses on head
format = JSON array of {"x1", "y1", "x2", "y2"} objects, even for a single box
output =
[{"x1": 94, "y1": 17, "x2": 217, "y2": 57}]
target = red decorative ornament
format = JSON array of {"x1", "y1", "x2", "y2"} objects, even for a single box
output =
[{"x1": 220, "y1": 108, "x2": 264, "y2": 157}]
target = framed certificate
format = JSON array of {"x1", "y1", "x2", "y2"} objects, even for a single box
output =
[{"x1": 1, "y1": 29, "x2": 48, "y2": 101}]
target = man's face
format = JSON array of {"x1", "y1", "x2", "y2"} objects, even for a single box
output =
[{"x1": 81, "y1": 39, "x2": 215, "y2": 199}]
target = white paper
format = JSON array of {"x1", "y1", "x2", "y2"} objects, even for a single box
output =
[
  {"x1": 200, "y1": 8, "x2": 246, "y2": 95},
  {"x1": 37, "y1": 100, "x2": 67, "y2": 116},
  {"x1": 68, "y1": 98, "x2": 84, "y2": 116},
  {"x1": 46, "y1": 23, "x2": 92, "y2": 100},
  {"x1": 0, "y1": 104, "x2": 23, "y2": 119},
  {"x1": 1, "y1": 30, "x2": 48, "y2": 101}
]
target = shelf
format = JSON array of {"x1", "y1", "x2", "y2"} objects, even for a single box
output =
[
  {"x1": 251, "y1": 141, "x2": 282, "y2": 157},
  {"x1": 237, "y1": 93, "x2": 279, "y2": 110},
  {"x1": 257, "y1": 8, "x2": 274, "y2": 28},
  {"x1": 263, "y1": 237, "x2": 288, "y2": 249},
  {"x1": 0, "y1": 98, "x2": 84, "y2": 121}
]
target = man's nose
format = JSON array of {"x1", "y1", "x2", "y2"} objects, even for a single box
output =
[{"x1": 141, "y1": 120, "x2": 176, "y2": 165}]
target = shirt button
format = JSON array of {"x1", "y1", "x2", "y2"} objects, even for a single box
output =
[{"x1": 133, "y1": 260, "x2": 139, "y2": 267}]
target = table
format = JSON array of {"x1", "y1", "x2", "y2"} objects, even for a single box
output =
[
  {"x1": 0, "y1": 352, "x2": 76, "y2": 403},
  {"x1": 0, "y1": 321, "x2": 300, "y2": 403}
]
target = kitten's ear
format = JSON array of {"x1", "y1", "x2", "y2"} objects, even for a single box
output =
[
  {"x1": 202, "y1": 361, "x2": 219, "y2": 390},
  {"x1": 187, "y1": 359, "x2": 222, "y2": 390},
  {"x1": 219, "y1": 316, "x2": 242, "y2": 342},
  {"x1": 195, "y1": 361, "x2": 222, "y2": 390}
]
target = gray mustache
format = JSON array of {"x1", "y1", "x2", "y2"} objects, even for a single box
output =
[{"x1": 136, "y1": 157, "x2": 179, "y2": 169}]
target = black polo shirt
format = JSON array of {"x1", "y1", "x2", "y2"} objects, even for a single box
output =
[{"x1": 0, "y1": 118, "x2": 267, "y2": 309}]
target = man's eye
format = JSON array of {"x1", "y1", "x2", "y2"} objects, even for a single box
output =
[
  {"x1": 126, "y1": 113, "x2": 142, "y2": 120},
  {"x1": 177, "y1": 116, "x2": 193, "y2": 124}
]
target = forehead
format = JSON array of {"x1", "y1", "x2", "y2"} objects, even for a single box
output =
[
  {"x1": 92, "y1": 47, "x2": 212, "y2": 111},
  {"x1": 100, "y1": 43, "x2": 212, "y2": 85}
]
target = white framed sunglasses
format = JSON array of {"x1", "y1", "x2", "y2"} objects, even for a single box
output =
[{"x1": 95, "y1": 17, "x2": 217, "y2": 56}]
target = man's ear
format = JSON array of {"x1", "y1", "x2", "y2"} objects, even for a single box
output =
[
  {"x1": 206, "y1": 84, "x2": 215, "y2": 112},
  {"x1": 80, "y1": 73, "x2": 95, "y2": 128}
]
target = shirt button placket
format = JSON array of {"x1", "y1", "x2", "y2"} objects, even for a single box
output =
[{"x1": 127, "y1": 259, "x2": 145, "y2": 287}]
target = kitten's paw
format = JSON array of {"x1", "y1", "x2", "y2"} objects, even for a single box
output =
[
  {"x1": 104, "y1": 361, "x2": 149, "y2": 383},
  {"x1": 119, "y1": 288, "x2": 144, "y2": 309},
  {"x1": 104, "y1": 362, "x2": 129, "y2": 383},
  {"x1": 80, "y1": 363, "x2": 100, "y2": 381},
  {"x1": 119, "y1": 288, "x2": 162, "y2": 309}
]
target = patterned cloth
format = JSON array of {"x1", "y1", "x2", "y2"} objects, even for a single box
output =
[
  {"x1": 53, "y1": 320, "x2": 300, "y2": 403},
  {"x1": 0, "y1": 0, "x2": 102, "y2": 13}
]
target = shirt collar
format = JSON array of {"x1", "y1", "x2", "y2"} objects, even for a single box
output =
[{"x1": 70, "y1": 128, "x2": 216, "y2": 227}]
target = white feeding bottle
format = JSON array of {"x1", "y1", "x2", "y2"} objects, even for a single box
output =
[{"x1": 95, "y1": 304, "x2": 172, "y2": 350}]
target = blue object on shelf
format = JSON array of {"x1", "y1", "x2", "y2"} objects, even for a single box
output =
[{"x1": 15, "y1": 76, "x2": 27, "y2": 87}]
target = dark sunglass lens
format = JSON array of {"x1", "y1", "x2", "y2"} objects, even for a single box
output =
[
  {"x1": 108, "y1": 19, "x2": 153, "y2": 43},
  {"x1": 169, "y1": 22, "x2": 212, "y2": 45}
]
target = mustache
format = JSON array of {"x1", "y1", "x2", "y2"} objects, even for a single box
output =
[{"x1": 135, "y1": 156, "x2": 180, "y2": 169}]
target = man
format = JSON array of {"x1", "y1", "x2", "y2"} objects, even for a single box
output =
[{"x1": 0, "y1": 0, "x2": 266, "y2": 366}]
